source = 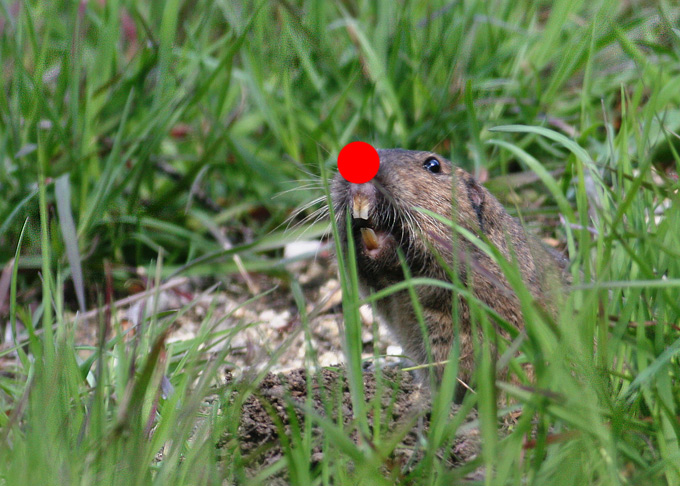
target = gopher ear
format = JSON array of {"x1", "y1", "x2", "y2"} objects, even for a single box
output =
[
  {"x1": 464, "y1": 177, "x2": 486, "y2": 233},
  {"x1": 465, "y1": 177, "x2": 484, "y2": 207}
]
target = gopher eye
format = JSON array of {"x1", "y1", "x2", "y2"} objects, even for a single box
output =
[{"x1": 422, "y1": 157, "x2": 441, "y2": 174}]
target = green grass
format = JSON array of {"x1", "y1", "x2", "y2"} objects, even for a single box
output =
[{"x1": 1, "y1": 0, "x2": 680, "y2": 484}]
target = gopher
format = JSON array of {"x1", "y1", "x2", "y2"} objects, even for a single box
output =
[{"x1": 332, "y1": 149, "x2": 567, "y2": 392}]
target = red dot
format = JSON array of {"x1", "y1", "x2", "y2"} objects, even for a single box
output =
[{"x1": 337, "y1": 141, "x2": 379, "y2": 184}]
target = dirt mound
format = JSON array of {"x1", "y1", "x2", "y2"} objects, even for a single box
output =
[{"x1": 220, "y1": 367, "x2": 482, "y2": 481}]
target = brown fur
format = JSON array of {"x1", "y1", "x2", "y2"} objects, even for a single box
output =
[{"x1": 332, "y1": 149, "x2": 568, "y2": 393}]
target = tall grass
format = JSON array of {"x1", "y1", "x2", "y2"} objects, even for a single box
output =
[{"x1": 1, "y1": 0, "x2": 679, "y2": 484}]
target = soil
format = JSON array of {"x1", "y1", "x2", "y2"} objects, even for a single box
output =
[{"x1": 218, "y1": 366, "x2": 483, "y2": 482}]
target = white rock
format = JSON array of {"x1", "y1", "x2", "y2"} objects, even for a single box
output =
[
  {"x1": 359, "y1": 305, "x2": 374, "y2": 324},
  {"x1": 283, "y1": 240, "x2": 323, "y2": 259}
]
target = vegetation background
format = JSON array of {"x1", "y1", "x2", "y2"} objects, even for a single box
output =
[{"x1": 0, "y1": 0, "x2": 679, "y2": 484}]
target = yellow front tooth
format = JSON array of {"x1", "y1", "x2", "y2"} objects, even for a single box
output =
[
  {"x1": 352, "y1": 194, "x2": 371, "y2": 220},
  {"x1": 360, "y1": 228, "x2": 379, "y2": 250},
  {"x1": 359, "y1": 204, "x2": 369, "y2": 220}
]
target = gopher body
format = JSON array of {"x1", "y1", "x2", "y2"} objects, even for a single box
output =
[{"x1": 332, "y1": 149, "x2": 567, "y2": 388}]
